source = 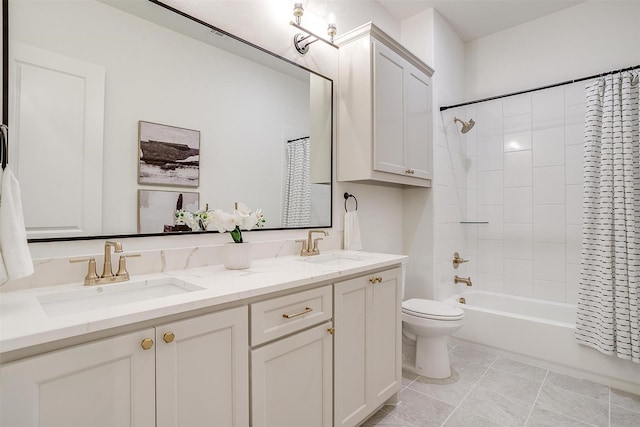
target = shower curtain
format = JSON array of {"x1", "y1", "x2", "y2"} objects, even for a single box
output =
[
  {"x1": 575, "y1": 71, "x2": 639, "y2": 363},
  {"x1": 282, "y1": 138, "x2": 311, "y2": 227}
]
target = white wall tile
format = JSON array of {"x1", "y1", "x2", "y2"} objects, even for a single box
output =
[
  {"x1": 504, "y1": 151, "x2": 532, "y2": 187},
  {"x1": 477, "y1": 99, "x2": 503, "y2": 138},
  {"x1": 466, "y1": 188, "x2": 478, "y2": 221},
  {"x1": 504, "y1": 259, "x2": 533, "y2": 297},
  {"x1": 477, "y1": 205, "x2": 503, "y2": 240},
  {"x1": 566, "y1": 263, "x2": 580, "y2": 304},
  {"x1": 504, "y1": 187, "x2": 533, "y2": 223},
  {"x1": 504, "y1": 223, "x2": 533, "y2": 260},
  {"x1": 503, "y1": 93, "x2": 532, "y2": 117},
  {"x1": 504, "y1": 131, "x2": 532, "y2": 152},
  {"x1": 476, "y1": 273, "x2": 504, "y2": 293},
  {"x1": 533, "y1": 166, "x2": 565, "y2": 204},
  {"x1": 566, "y1": 224, "x2": 582, "y2": 264},
  {"x1": 478, "y1": 171, "x2": 504, "y2": 205},
  {"x1": 532, "y1": 86, "x2": 564, "y2": 129},
  {"x1": 533, "y1": 242, "x2": 565, "y2": 282},
  {"x1": 477, "y1": 136, "x2": 504, "y2": 171},
  {"x1": 565, "y1": 144, "x2": 583, "y2": 185},
  {"x1": 565, "y1": 103, "x2": 586, "y2": 126},
  {"x1": 565, "y1": 184, "x2": 583, "y2": 225},
  {"x1": 565, "y1": 81, "x2": 587, "y2": 106},
  {"x1": 504, "y1": 113, "x2": 531, "y2": 133},
  {"x1": 533, "y1": 280, "x2": 566, "y2": 302},
  {"x1": 565, "y1": 123, "x2": 585, "y2": 146},
  {"x1": 466, "y1": 157, "x2": 478, "y2": 189},
  {"x1": 478, "y1": 239, "x2": 504, "y2": 275},
  {"x1": 533, "y1": 205, "x2": 565, "y2": 243},
  {"x1": 533, "y1": 127, "x2": 565, "y2": 167}
]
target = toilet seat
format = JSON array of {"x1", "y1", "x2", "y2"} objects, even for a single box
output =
[{"x1": 402, "y1": 298, "x2": 464, "y2": 321}]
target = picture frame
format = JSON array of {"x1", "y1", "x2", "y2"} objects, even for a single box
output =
[
  {"x1": 137, "y1": 189, "x2": 199, "y2": 233},
  {"x1": 138, "y1": 121, "x2": 200, "y2": 187}
]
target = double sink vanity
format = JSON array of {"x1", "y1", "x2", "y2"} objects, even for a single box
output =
[{"x1": 0, "y1": 248, "x2": 407, "y2": 427}]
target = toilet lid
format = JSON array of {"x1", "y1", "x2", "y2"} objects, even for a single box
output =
[{"x1": 402, "y1": 298, "x2": 464, "y2": 320}]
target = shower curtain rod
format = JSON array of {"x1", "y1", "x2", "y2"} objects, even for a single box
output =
[
  {"x1": 287, "y1": 136, "x2": 310, "y2": 143},
  {"x1": 439, "y1": 64, "x2": 640, "y2": 111}
]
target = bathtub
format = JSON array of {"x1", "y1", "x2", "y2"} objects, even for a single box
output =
[{"x1": 445, "y1": 291, "x2": 640, "y2": 394}]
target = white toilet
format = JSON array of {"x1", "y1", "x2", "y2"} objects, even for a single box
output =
[{"x1": 402, "y1": 298, "x2": 465, "y2": 379}]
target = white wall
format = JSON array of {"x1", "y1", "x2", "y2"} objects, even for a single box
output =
[
  {"x1": 465, "y1": 1, "x2": 640, "y2": 101},
  {"x1": 401, "y1": 9, "x2": 466, "y2": 300}
]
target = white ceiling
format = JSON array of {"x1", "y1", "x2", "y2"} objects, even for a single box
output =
[{"x1": 375, "y1": 0, "x2": 584, "y2": 42}]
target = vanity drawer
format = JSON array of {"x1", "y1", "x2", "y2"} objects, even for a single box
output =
[{"x1": 251, "y1": 285, "x2": 332, "y2": 346}]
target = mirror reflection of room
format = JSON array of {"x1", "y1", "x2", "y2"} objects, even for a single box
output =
[{"x1": 8, "y1": 0, "x2": 332, "y2": 240}]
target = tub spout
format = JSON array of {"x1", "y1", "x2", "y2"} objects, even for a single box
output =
[{"x1": 454, "y1": 276, "x2": 472, "y2": 286}]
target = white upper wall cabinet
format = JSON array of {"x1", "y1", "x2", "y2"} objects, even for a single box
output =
[{"x1": 336, "y1": 23, "x2": 434, "y2": 187}]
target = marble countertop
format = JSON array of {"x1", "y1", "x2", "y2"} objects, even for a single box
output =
[{"x1": 0, "y1": 250, "x2": 406, "y2": 355}]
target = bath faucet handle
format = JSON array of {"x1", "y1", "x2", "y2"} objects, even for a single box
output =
[
  {"x1": 452, "y1": 252, "x2": 469, "y2": 269},
  {"x1": 69, "y1": 257, "x2": 100, "y2": 286},
  {"x1": 116, "y1": 253, "x2": 141, "y2": 280},
  {"x1": 295, "y1": 239, "x2": 309, "y2": 256},
  {"x1": 312, "y1": 237, "x2": 324, "y2": 251}
]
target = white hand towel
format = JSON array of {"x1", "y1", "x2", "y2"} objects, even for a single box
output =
[
  {"x1": 344, "y1": 211, "x2": 363, "y2": 251},
  {"x1": 0, "y1": 166, "x2": 34, "y2": 284}
]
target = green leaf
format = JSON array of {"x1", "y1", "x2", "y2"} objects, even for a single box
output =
[{"x1": 230, "y1": 226, "x2": 243, "y2": 243}]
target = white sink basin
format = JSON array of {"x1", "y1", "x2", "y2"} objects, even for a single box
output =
[
  {"x1": 38, "y1": 278, "x2": 204, "y2": 317},
  {"x1": 299, "y1": 253, "x2": 372, "y2": 266}
]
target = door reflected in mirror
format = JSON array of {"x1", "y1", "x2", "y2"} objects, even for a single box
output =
[{"x1": 7, "y1": 0, "x2": 332, "y2": 240}]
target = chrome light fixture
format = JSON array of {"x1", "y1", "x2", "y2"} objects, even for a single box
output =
[{"x1": 290, "y1": 3, "x2": 338, "y2": 55}]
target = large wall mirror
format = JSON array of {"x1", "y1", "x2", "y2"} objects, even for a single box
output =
[{"x1": 5, "y1": 0, "x2": 333, "y2": 241}]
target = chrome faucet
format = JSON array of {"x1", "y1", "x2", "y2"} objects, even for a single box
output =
[
  {"x1": 454, "y1": 276, "x2": 472, "y2": 287},
  {"x1": 296, "y1": 229, "x2": 329, "y2": 256},
  {"x1": 70, "y1": 241, "x2": 140, "y2": 286}
]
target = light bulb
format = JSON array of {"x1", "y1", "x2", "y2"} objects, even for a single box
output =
[{"x1": 293, "y1": 3, "x2": 304, "y2": 25}]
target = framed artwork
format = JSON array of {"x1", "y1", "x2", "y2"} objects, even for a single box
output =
[
  {"x1": 137, "y1": 189, "x2": 199, "y2": 233},
  {"x1": 138, "y1": 121, "x2": 200, "y2": 187}
]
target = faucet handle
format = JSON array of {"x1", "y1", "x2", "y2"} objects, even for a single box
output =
[
  {"x1": 452, "y1": 252, "x2": 469, "y2": 269},
  {"x1": 295, "y1": 239, "x2": 308, "y2": 255},
  {"x1": 116, "y1": 254, "x2": 141, "y2": 279},
  {"x1": 312, "y1": 237, "x2": 324, "y2": 251},
  {"x1": 70, "y1": 257, "x2": 100, "y2": 286}
]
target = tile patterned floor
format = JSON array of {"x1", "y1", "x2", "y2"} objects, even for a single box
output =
[{"x1": 363, "y1": 343, "x2": 640, "y2": 427}]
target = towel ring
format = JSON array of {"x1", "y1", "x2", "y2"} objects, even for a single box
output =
[
  {"x1": 344, "y1": 192, "x2": 358, "y2": 212},
  {"x1": 0, "y1": 124, "x2": 8, "y2": 170}
]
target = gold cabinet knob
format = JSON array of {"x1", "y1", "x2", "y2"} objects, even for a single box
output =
[
  {"x1": 327, "y1": 327, "x2": 335, "y2": 335},
  {"x1": 163, "y1": 332, "x2": 175, "y2": 343},
  {"x1": 369, "y1": 277, "x2": 377, "y2": 284},
  {"x1": 140, "y1": 338, "x2": 154, "y2": 350}
]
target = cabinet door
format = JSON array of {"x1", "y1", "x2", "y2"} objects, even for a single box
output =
[
  {"x1": 373, "y1": 41, "x2": 406, "y2": 176},
  {"x1": 251, "y1": 322, "x2": 333, "y2": 427},
  {"x1": 156, "y1": 306, "x2": 249, "y2": 427},
  {"x1": 368, "y1": 268, "x2": 402, "y2": 407},
  {"x1": 405, "y1": 63, "x2": 432, "y2": 179},
  {"x1": 333, "y1": 275, "x2": 369, "y2": 427},
  {"x1": 0, "y1": 329, "x2": 156, "y2": 427},
  {"x1": 334, "y1": 268, "x2": 402, "y2": 427}
]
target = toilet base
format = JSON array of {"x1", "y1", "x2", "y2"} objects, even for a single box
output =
[{"x1": 414, "y1": 335, "x2": 451, "y2": 379}]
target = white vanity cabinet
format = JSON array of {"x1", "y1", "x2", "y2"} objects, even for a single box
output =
[
  {"x1": 336, "y1": 23, "x2": 434, "y2": 187},
  {"x1": 0, "y1": 306, "x2": 249, "y2": 427},
  {"x1": 250, "y1": 286, "x2": 333, "y2": 427},
  {"x1": 333, "y1": 267, "x2": 402, "y2": 427}
]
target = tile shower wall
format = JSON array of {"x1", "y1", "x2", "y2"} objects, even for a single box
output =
[{"x1": 445, "y1": 81, "x2": 587, "y2": 304}]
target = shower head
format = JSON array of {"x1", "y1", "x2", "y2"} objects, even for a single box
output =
[{"x1": 454, "y1": 117, "x2": 475, "y2": 134}]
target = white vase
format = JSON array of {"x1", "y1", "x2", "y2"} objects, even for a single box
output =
[{"x1": 223, "y1": 242, "x2": 252, "y2": 270}]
